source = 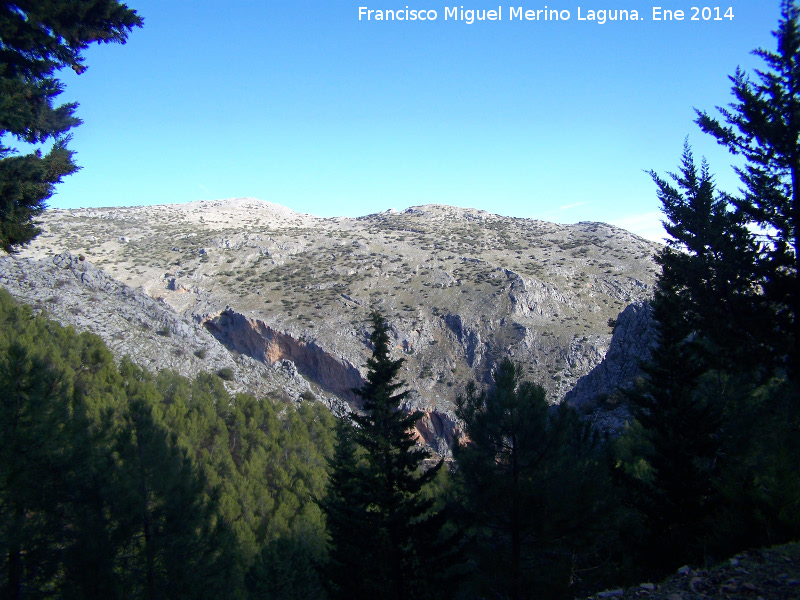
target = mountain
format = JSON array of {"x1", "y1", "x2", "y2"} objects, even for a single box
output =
[{"x1": 5, "y1": 198, "x2": 661, "y2": 451}]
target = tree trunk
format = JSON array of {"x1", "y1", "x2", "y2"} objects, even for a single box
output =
[
  {"x1": 136, "y1": 429, "x2": 157, "y2": 600},
  {"x1": 511, "y1": 431, "x2": 521, "y2": 600},
  {"x1": 7, "y1": 505, "x2": 24, "y2": 600}
]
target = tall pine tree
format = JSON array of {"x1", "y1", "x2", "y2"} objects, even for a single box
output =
[
  {"x1": 696, "y1": 0, "x2": 800, "y2": 377},
  {"x1": 649, "y1": 143, "x2": 763, "y2": 371},
  {"x1": 0, "y1": 291, "x2": 128, "y2": 599},
  {"x1": 620, "y1": 2, "x2": 800, "y2": 571},
  {"x1": 323, "y1": 311, "x2": 447, "y2": 600},
  {"x1": 0, "y1": 1, "x2": 142, "y2": 252},
  {"x1": 454, "y1": 358, "x2": 610, "y2": 600},
  {"x1": 624, "y1": 142, "x2": 800, "y2": 573}
]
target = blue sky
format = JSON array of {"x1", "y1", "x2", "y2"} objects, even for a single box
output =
[{"x1": 47, "y1": 1, "x2": 778, "y2": 240}]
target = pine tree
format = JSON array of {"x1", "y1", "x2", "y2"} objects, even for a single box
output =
[
  {"x1": 622, "y1": 3, "x2": 800, "y2": 569},
  {"x1": 0, "y1": 342, "x2": 73, "y2": 599},
  {"x1": 0, "y1": 290, "x2": 340, "y2": 599},
  {"x1": 695, "y1": 0, "x2": 800, "y2": 377},
  {"x1": 649, "y1": 143, "x2": 763, "y2": 371},
  {"x1": 115, "y1": 361, "x2": 242, "y2": 600},
  {"x1": 623, "y1": 330, "x2": 727, "y2": 572},
  {"x1": 320, "y1": 417, "x2": 373, "y2": 600},
  {"x1": 0, "y1": 291, "x2": 117, "y2": 598},
  {"x1": 0, "y1": 1, "x2": 142, "y2": 252},
  {"x1": 621, "y1": 144, "x2": 769, "y2": 573},
  {"x1": 454, "y1": 358, "x2": 610, "y2": 600},
  {"x1": 0, "y1": 291, "x2": 132, "y2": 598},
  {"x1": 323, "y1": 311, "x2": 446, "y2": 600}
]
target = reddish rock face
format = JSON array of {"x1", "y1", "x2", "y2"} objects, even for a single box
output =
[
  {"x1": 202, "y1": 307, "x2": 462, "y2": 455},
  {"x1": 202, "y1": 308, "x2": 365, "y2": 401}
]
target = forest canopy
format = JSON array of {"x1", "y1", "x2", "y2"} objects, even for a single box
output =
[{"x1": 2, "y1": 2, "x2": 800, "y2": 600}]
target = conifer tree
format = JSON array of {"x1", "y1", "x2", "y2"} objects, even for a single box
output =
[
  {"x1": 454, "y1": 358, "x2": 609, "y2": 600},
  {"x1": 623, "y1": 320, "x2": 726, "y2": 572},
  {"x1": 0, "y1": 290, "x2": 338, "y2": 599},
  {"x1": 115, "y1": 361, "x2": 242, "y2": 600},
  {"x1": 637, "y1": 147, "x2": 758, "y2": 561},
  {"x1": 0, "y1": 291, "x2": 119, "y2": 598},
  {"x1": 323, "y1": 311, "x2": 446, "y2": 600},
  {"x1": 695, "y1": 0, "x2": 800, "y2": 376},
  {"x1": 0, "y1": 342, "x2": 73, "y2": 599},
  {"x1": 622, "y1": 142, "x2": 768, "y2": 574},
  {"x1": 649, "y1": 144, "x2": 763, "y2": 370},
  {"x1": 623, "y1": 141, "x2": 800, "y2": 568},
  {"x1": 621, "y1": 3, "x2": 800, "y2": 571},
  {"x1": 0, "y1": 1, "x2": 142, "y2": 252},
  {"x1": 320, "y1": 417, "x2": 373, "y2": 600}
]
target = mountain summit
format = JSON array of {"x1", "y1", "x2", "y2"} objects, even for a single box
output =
[{"x1": 6, "y1": 199, "x2": 660, "y2": 450}]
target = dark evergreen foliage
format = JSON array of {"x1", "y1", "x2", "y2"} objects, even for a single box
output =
[
  {"x1": 620, "y1": 1, "x2": 800, "y2": 577},
  {"x1": 619, "y1": 148, "x2": 747, "y2": 571},
  {"x1": 0, "y1": 1, "x2": 142, "y2": 252},
  {"x1": 114, "y1": 362, "x2": 241, "y2": 600},
  {"x1": 323, "y1": 311, "x2": 449, "y2": 600},
  {"x1": 246, "y1": 537, "x2": 327, "y2": 600},
  {"x1": 695, "y1": 0, "x2": 800, "y2": 377},
  {"x1": 321, "y1": 417, "x2": 373, "y2": 600},
  {"x1": 0, "y1": 289, "x2": 336, "y2": 599},
  {"x1": 649, "y1": 144, "x2": 764, "y2": 370},
  {"x1": 454, "y1": 358, "x2": 613, "y2": 600},
  {"x1": 0, "y1": 291, "x2": 129, "y2": 599}
]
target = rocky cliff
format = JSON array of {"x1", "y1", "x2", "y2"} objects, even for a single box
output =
[
  {"x1": 5, "y1": 198, "x2": 662, "y2": 450},
  {"x1": 564, "y1": 301, "x2": 657, "y2": 433},
  {"x1": 0, "y1": 252, "x2": 335, "y2": 409}
]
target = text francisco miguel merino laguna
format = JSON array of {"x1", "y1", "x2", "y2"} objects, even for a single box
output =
[{"x1": 357, "y1": 6, "x2": 647, "y2": 23}]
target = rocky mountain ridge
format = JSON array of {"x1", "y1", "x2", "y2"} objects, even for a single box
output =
[
  {"x1": 0, "y1": 252, "x2": 337, "y2": 406},
  {"x1": 6, "y1": 198, "x2": 662, "y2": 450}
]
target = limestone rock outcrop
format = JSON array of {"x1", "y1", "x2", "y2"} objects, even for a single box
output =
[
  {"x1": 564, "y1": 301, "x2": 657, "y2": 432},
  {"x1": 564, "y1": 301, "x2": 656, "y2": 408},
  {"x1": 5, "y1": 199, "x2": 663, "y2": 450},
  {"x1": 0, "y1": 252, "x2": 325, "y2": 406}
]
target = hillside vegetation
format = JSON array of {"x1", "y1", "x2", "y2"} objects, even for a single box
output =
[
  {"x1": 17, "y1": 200, "x2": 659, "y2": 407},
  {"x1": 3, "y1": 2, "x2": 800, "y2": 599},
  {"x1": 0, "y1": 288, "x2": 335, "y2": 599}
]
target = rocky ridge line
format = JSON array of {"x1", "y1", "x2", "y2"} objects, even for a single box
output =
[
  {"x1": 0, "y1": 252, "x2": 340, "y2": 409},
  {"x1": 9, "y1": 199, "x2": 664, "y2": 450}
]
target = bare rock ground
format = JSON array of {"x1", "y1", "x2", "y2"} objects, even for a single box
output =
[
  {"x1": 588, "y1": 543, "x2": 800, "y2": 600},
  {"x1": 6, "y1": 198, "x2": 664, "y2": 448},
  {"x1": 0, "y1": 251, "x2": 344, "y2": 411}
]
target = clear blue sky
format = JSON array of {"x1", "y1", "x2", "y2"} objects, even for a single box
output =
[{"x1": 48, "y1": 1, "x2": 778, "y2": 240}]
